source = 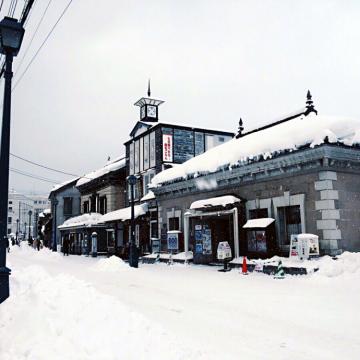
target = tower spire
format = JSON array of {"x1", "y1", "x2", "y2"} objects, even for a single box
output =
[
  {"x1": 305, "y1": 90, "x2": 317, "y2": 115},
  {"x1": 147, "y1": 79, "x2": 151, "y2": 97},
  {"x1": 236, "y1": 118, "x2": 244, "y2": 138}
]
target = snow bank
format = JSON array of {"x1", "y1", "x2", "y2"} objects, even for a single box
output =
[
  {"x1": 76, "y1": 156, "x2": 126, "y2": 187},
  {"x1": 315, "y1": 251, "x2": 360, "y2": 278},
  {"x1": 0, "y1": 264, "x2": 200, "y2": 360},
  {"x1": 151, "y1": 114, "x2": 360, "y2": 186},
  {"x1": 93, "y1": 255, "x2": 129, "y2": 272}
]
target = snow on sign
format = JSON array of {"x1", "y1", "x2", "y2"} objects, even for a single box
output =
[
  {"x1": 163, "y1": 134, "x2": 173, "y2": 162},
  {"x1": 217, "y1": 241, "x2": 232, "y2": 260}
]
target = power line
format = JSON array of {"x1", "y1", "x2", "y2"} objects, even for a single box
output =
[
  {"x1": 0, "y1": 0, "x2": 4, "y2": 13},
  {"x1": 15, "y1": 0, "x2": 53, "y2": 77},
  {"x1": 10, "y1": 153, "x2": 126, "y2": 180},
  {"x1": 10, "y1": 152, "x2": 80, "y2": 177},
  {"x1": 10, "y1": 167, "x2": 60, "y2": 184},
  {"x1": 12, "y1": 0, "x2": 73, "y2": 92}
]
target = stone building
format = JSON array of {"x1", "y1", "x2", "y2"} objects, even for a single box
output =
[
  {"x1": 57, "y1": 157, "x2": 126, "y2": 255},
  {"x1": 150, "y1": 93, "x2": 360, "y2": 262},
  {"x1": 118, "y1": 88, "x2": 234, "y2": 253},
  {"x1": 48, "y1": 178, "x2": 81, "y2": 250}
]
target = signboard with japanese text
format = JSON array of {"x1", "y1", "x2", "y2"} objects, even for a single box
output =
[{"x1": 162, "y1": 134, "x2": 173, "y2": 162}]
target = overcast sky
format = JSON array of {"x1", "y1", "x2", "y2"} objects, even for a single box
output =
[{"x1": 3, "y1": 0, "x2": 360, "y2": 194}]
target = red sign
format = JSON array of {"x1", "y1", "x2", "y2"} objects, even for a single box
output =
[{"x1": 162, "y1": 134, "x2": 173, "y2": 162}]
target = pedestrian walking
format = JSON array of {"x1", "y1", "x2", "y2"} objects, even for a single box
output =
[{"x1": 36, "y1": 239, "x2": 41, "y2": 251}]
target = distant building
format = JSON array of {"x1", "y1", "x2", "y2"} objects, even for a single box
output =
[{"x1": 7, "y1": 190, "x2": 50, "y2": 239}]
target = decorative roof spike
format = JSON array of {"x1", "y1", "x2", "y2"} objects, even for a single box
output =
[
  {"x1": 147, "y1": 79, "x2": 151, "y2": 97},
  {"x1": 236, "y1": 117, "x2": 244, "y2": 138},
  {"x1": 305, "y1": 89, "x2": 318, "y2": 115}
]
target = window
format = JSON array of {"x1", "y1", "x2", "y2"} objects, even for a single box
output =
[
  {"x1": 63, "y1": 197, "x2": 73, "y2": 216},
  {"x1": 249, "y1": 208, "x2": 268, "y2": 219},
  {"x1": 168, "y1": 217, "x2": 180, "y2": 231},
  {"x1": 8, "y1": 217, "x2": 12, "y2": 224},
  {"x1": 140, "y1": 137, "x2": 144, "y2": 172},
  {"x1": 150, "y1": 132, "x2": 156, "y2": 168},
  {"x1": 143, "y1": 171, "x2": 155, "y2": 195},
  {"x1": 83, "y1": 201, "x2": 89, "y2": 214},
  {"x1": 134, "y1": 140, "x2": 140, "y2": 174},
  {"x1": 277, "y1": 205, "x2": 301, "y2": 245},
  {"x1": 8, "y1": 201, "x2": 12, "y2": 204},
  {"x1": 7, "y1": 229, "x2": 11, "y2": 235},
  {"x1": 129, "y1": 142, "x2": 135, "y2": 175},
  {"x1": 144, "y1": 134, "x2": 149, "y2": 170},
  {"x1": 8, "y1": 207, "x2": 12, "y2": 212},
  {"x1": 218, "y1": 136, "x2": 225, "y2": 143},
  {"x1": 150, "y1": 210, "x2": 158, "y2": 239},
  {"x1": 99, "y1": 196, "x2": 107, "y2": 215},
  {"x1": 34, "y1": 201, "x2": 38, "y2": 204}
]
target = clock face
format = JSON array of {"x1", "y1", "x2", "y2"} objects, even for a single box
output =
[
  {"x1": 147, "y1": 105, "x2": 157, "y2": 118},
  {"x1": 141, "y1": 106, "x2": 146, "y2": 119}
]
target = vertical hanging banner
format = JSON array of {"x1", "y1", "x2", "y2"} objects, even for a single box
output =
[{"x1": 162, "y1": 134, "x2": 173, "y2": 162}]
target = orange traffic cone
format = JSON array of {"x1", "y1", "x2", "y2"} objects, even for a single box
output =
[{"x1": 242, "y1": 256, "x2": 248, "y2": 275}]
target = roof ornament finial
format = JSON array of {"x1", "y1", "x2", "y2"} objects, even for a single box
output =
[
  {"x1": 147, "y1": 79, "x2": 151, "y2": 97},
  {"x1": 236, "y1": 117, "x2": 244, "y2": 138},
  {"x1": 305, "y1": 89, "x2": 318, "y2": 115}
]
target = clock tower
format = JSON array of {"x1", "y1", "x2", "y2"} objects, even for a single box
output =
[{"x1": 134, "y1": 80, "x2": 164, "y2": 122}]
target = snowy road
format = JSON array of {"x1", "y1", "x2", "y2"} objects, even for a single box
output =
[{"x1": 1, "y1": 245, "x2": 360, "y2": 360}]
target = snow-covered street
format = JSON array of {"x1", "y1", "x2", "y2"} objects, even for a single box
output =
[{"x1": 1, "y1": 245, "x2": 360, "y2": 360}]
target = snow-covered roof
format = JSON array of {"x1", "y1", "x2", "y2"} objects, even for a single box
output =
[
  {"x1": 43, "y1": 208, "x2": 51, "y2": 214},
  {"x1": 140, "y1": 190, "x2": 155, "y2": 202},
  {"x1": 58, "y1": 213, "x2": 103, "y2": 230},
  {"x1": 190, "y1": 195, "x2": 241, "y2": 209},
  {"x1": 243, "y1": 218, "x2": 275, "y2": 229},
  {"x1": 76, "y1": 156, "x2": 126, "y2": 187},
  {"x1": 51, "y1": 177, "x2": 80, "y2": 194},
  {"x1": 151, "y1": 114, "x2": 360, "y2": 186},
  {"x1": 101, "y1": 203, "x2": 148, "y2": 223}
]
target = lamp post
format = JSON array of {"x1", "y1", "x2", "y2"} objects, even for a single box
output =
[
  {"x1": 0, "y1": 17, "x2": 25, "y2": 302},
  {"x1": 52, "y1": 198, "x2": 59, "y2": 251},
  {"x1": 127, "y1": 175, "x2": 138, "y2": 268},
  {"x1": 28, "y1": 210, "x2": 32, "y2": 244}
]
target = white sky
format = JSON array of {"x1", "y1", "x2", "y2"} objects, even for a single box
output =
[{"x1": 3, "y1": 0, "x2": 360, "y2": 194}]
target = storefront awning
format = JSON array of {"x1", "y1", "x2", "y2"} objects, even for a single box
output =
[
  {"x1": 58, "y1": 213, "x2": 103, "y2": 230},
  {"x1": 101, "y1": 203, "x2": 148, "y2": 223},
  {"x1": 189, "y1": 195, "x2": 241, "y2": 210},
  {"x1": 243, "y1": 218, "x2": 275, "y2": 229}
]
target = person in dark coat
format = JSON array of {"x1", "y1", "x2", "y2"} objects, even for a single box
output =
[
  {"x1": 63, "y1": 238, "x2": 69, "y2": 256},
  {"x1": 6, "y1": 237, "x2": 10, "y2": 253}
]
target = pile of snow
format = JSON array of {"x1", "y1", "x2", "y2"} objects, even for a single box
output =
[
  {"x1": 58, "y1": 212, "x2": 103, "y2": 229},
  {"x1": 76, "y1": 156, "x2": 125, "y2": 187},
  {"x1": 94, "y1": 255, "x2": 129, "y2": 272},
  {"x1": 190, "y1": 195, "x2": 241, "y2": 209},
  {"x1": 316, "y1": 251, "x2": 360, "y2": 278},
  {"x1": 0, "y1": 264, "x2": 199, "y2": 360},
  {"x1": 140, "y1": 190, "x2": 155, "y2": 201},
  {"x1": 151, "y1": 114, "x2": 360, "y2": 186}
]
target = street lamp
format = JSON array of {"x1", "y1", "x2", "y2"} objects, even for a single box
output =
[
  {"x1": 28, "y1": 210, "x2": 32, "y2": 244},
  {"x1": 127, "y1": 175, "x2": 138, "y2": 268},
  {"x1": 52, "y1": 198, "x2": 59, "y2": 252},
  {"x1": 0, "y1": 17, "x2": 25, "y2": 303}
]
